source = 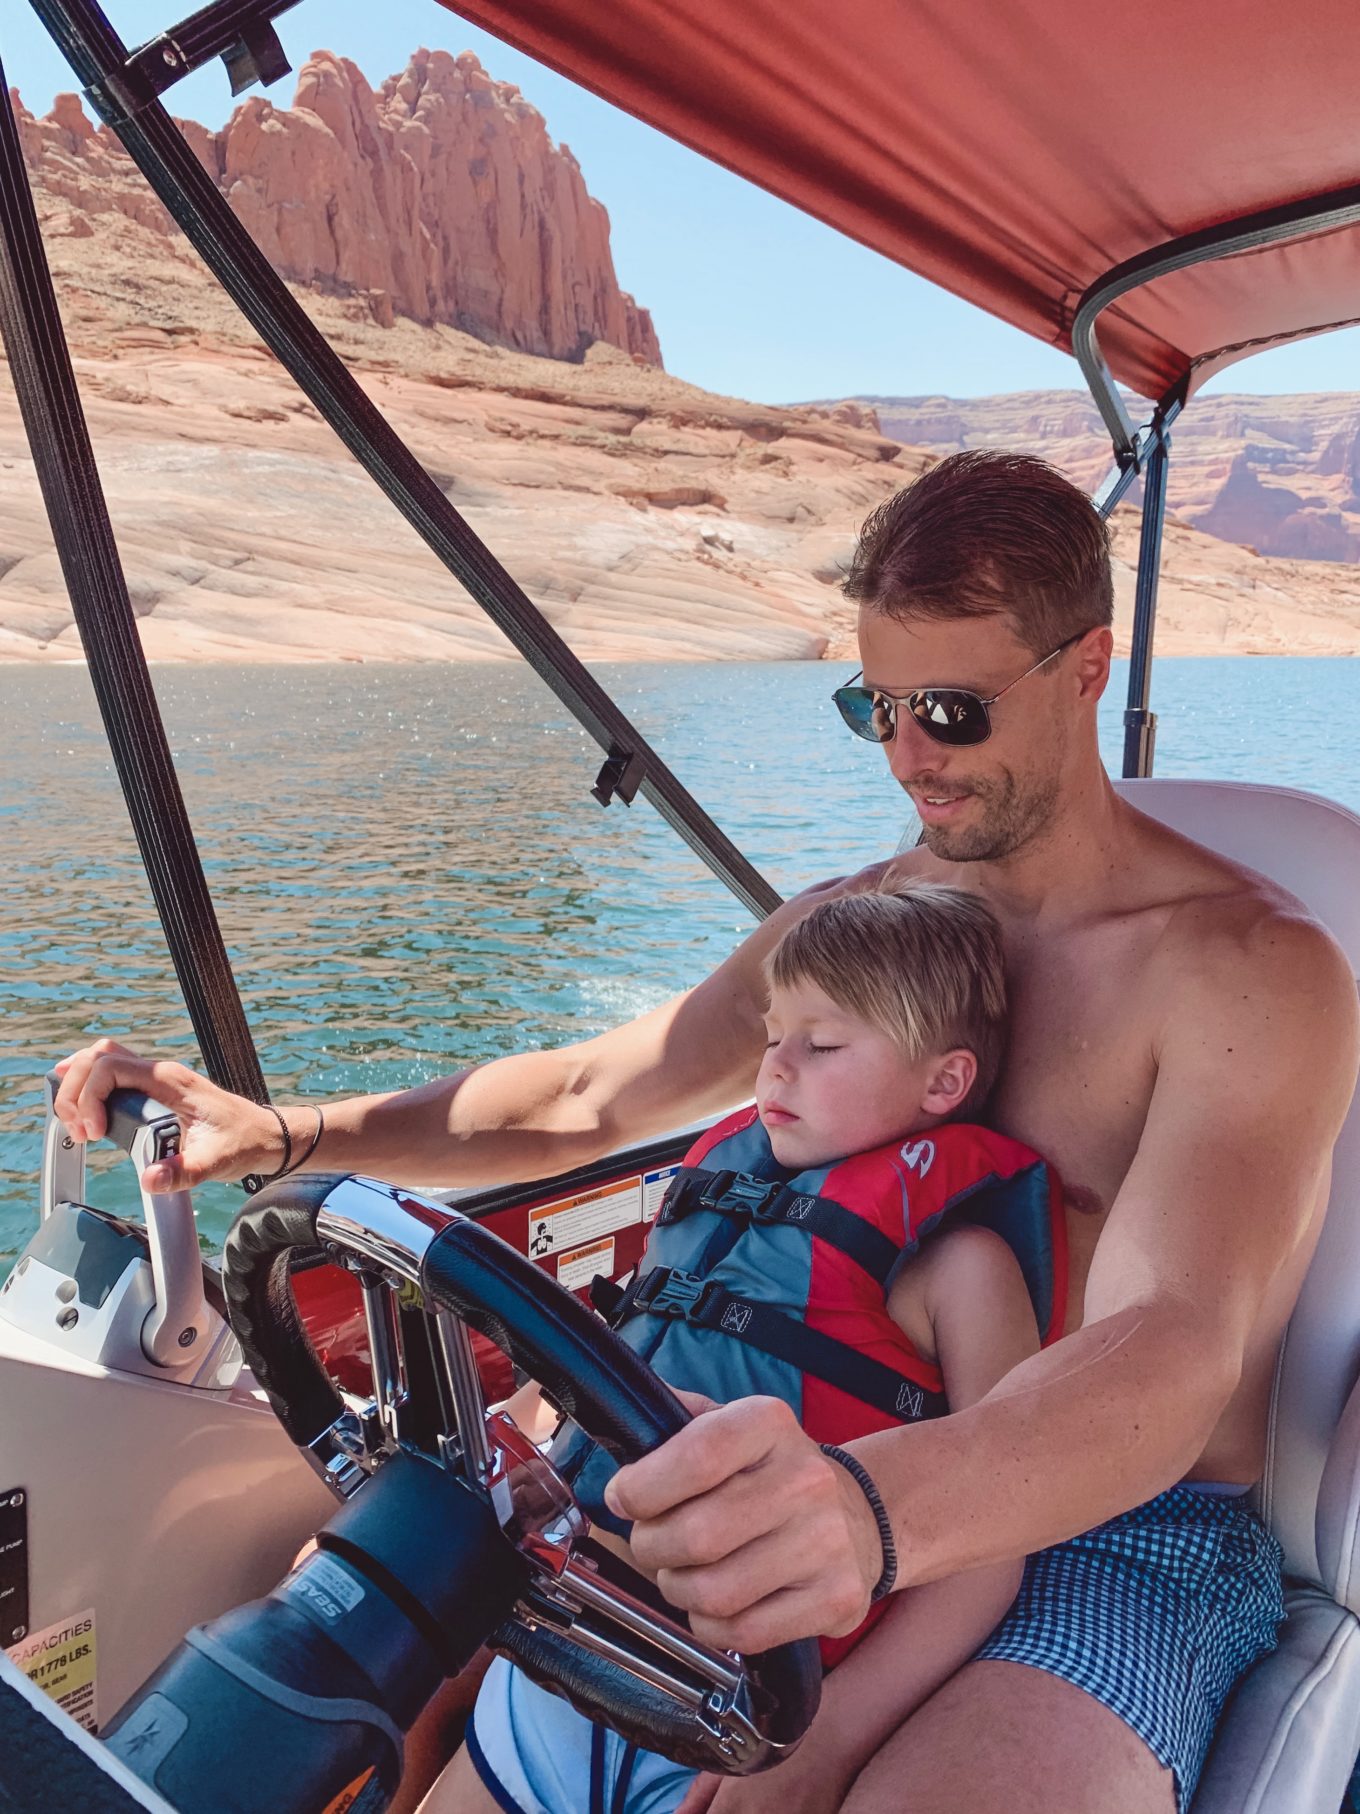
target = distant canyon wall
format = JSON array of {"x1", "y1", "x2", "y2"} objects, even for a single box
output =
[
  {"x1": 850, "y1": 391, "x2": 1360, "y2": 565},
  {"x1": 12, "y1": 47, "x2": 661, "y2": 366}
]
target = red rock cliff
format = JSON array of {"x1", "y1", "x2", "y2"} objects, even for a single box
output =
[{"x1": 12, "y1": 48, "x2": 661, "y2": 366}]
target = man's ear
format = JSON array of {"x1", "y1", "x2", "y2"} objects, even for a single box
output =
[
  {"x1": 920, "y1": 1048, "x2": 977, "y2": 1117},
  {"x1": 1075, "y1": 626, "x2": 1113, "y2": 704}
]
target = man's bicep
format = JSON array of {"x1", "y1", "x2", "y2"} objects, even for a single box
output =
[
  {"x1": 578, "y1": 982, "x2": 761, "y2": 1143},
  {"x1": 1084, "y1": 910, "x2": 1358, "y2": 1348}
]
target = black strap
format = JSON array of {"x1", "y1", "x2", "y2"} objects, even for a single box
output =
[
  {"x1": 0, "y1": 70, "x2": 268, "y2": 1106},
  {"x1": 660, "y1": 1167, "x2": 902, "y2": 1286},
  {"x1": 619, "y1": 1268, "x2": 944, "y2": 1425}
]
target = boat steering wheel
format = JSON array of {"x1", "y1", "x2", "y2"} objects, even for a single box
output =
[{"x1": 221, "y1": 1170, "x2": 821, "y2": 1775}]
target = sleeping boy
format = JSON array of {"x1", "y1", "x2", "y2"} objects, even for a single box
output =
[{"x1": 437, "y1": 883, "x2": 1064, "y2": 1814}]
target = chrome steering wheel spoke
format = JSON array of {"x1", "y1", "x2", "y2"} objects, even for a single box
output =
[{"x1": 227, "y1": 1172, "x2": 820, "y2": 1774}]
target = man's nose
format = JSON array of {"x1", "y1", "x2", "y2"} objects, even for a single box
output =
[{"x1": 884, "y1": 710, "x2": 947, "y2": 784}]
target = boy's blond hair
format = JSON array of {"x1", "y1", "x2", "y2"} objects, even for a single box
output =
[{"x1": 766, "y1": 883, "x2": 1007, "y2": 1117}]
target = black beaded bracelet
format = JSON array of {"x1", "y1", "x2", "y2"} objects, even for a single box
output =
[{"x1": 821, "y1": 1443, "x2": 899, "y2": 1602}]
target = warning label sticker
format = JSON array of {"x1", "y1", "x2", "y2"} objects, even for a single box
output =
[
  {"x1": 527, "y1": 1177, "x2": 642, "y2": 1259},
  {"x1": 557, "y1": 1236, "x2": 614, "y2": 1293},
  {"x1": 642, "y1": 1166, "x2": 680, "y2": 1222},
  {"x1": 6, "y1": 1607, "x2": 97, "y2": 1732}
]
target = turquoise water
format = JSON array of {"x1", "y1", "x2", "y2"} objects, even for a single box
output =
[{"x1": 2, "y1": 657, "x2": 1355, "y2": 1263}]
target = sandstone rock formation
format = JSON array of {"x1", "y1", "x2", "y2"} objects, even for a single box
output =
[
  {"x1": 843, "y1": 390, "x2": 1360, "y2": 566},
  {"x1": 11, "y1": 48, "x2": 660, "y2": 365},
  {"x1": 5, "y1": 69, "x2": 1360, "y2": 663},
  {"x1": 0, "y1": 139, "x2": 911, "y2": 663}
]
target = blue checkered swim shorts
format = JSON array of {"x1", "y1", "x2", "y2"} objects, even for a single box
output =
[
  {"x1": 976, "y1": 1482, "x2": 1285, "y2": 1810},
  {"x1": 469, "y1": 1483, "x2": 1284, "y2": 1814}
]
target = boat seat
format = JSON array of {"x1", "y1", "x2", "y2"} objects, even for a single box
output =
[{"x1": 1112, "y1": 779, "x2": 1360, "y2": 1813}]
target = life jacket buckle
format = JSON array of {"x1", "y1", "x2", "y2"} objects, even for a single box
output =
[
  {"x1": 705, "y1": 1173, "x2": 777, "y2": 1219},
  {"x1": 635, "y1": 1266, "x2": 710, "y2": 1319}
]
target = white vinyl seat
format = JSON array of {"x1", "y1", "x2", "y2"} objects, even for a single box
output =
[{"x1": 1112, "y1": 780, "x2": 1360, "y2": 1814}]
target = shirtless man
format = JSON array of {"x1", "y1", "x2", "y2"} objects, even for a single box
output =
[{"x1": 55, "y1": 451, "x2": 1358, "y2": 1812}]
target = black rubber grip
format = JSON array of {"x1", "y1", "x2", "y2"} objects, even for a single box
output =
[
  {"x1": 419, "y1": 1217, "x2": 688, "y2": 1459},
  {"x1": 221, "y1": 1174, "x2": 346, "y2": 1446},
  {"x1": 493, "y1": 1537, "x2": 821, "y2": 1772}
]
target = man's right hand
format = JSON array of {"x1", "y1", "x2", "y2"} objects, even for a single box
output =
[{"x1": 53, "y1": 1038, "x2": 283, "y2": 1192}]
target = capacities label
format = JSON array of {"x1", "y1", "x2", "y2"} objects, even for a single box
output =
[{"x1": 6, "y1": 1607, "x2": 97, "y2": 1732}]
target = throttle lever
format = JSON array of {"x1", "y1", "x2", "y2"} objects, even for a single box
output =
[{"x1": 42, "y1": 1070, "x2": 215, "y2": 1368}]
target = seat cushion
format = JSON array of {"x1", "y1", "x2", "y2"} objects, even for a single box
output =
[
  {"x1": 1192, "y1": 1585, "x2": 1360, "y2": 1813},
  {"x1": 1115, "y1": 779, "x2": 1360, "y2": 1586}
]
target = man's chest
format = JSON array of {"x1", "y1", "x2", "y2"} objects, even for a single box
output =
[{"x1": 989, "y1": 930, "x2": 1162, "y2": 1322}]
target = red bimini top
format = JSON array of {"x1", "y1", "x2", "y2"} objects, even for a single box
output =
[{"x1": 438, "y1": 0, "x2": 1360, "y2": 404}]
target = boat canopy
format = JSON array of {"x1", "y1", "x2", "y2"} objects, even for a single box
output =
[{"x1": 440, "y1": 0, "x2": 1360, "y2": 409}]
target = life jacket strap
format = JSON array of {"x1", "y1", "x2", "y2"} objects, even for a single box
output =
[
  {"x1": 611, "y1": 1265, "x2": 944, "y2": 1425},
  {"x1": 659, "y1": 1167, "x2": 902, "y2": 1287}
]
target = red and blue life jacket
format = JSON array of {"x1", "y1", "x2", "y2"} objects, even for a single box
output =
[{"x1": 561, "y1": 1106, "x2": 1067, "y2": 1661}]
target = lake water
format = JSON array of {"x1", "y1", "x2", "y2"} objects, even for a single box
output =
[{"x1": 2, "y1": 656, "x2": 1356, "y2": 1264}]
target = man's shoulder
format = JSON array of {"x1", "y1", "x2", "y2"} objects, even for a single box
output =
[
  {"x1": 1144, "y1": 825, "x2": 1352, "y2": 1040},
  {"x1": 1124, "y1": 800, "x2": 1327, "y2": 952}
]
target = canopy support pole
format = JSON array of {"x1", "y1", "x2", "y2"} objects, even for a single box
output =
[
  {"x1": 28, "y1": 0, "x2": 782, "y2": 920},
  {"x1": 1077, "y1": 183, "x2": 1360, "y2": 779},
  {"x1": 1072, "y1": 186, "x2": 1360, "y2": 466},
  {"x1": 1122, "y1": 424, "x2": 1170, "y2": 779},
  {"x1": 0, "y1": 64, "x2": 267, "y2": 1101}
]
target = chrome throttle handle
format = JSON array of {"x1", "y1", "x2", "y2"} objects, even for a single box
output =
[{"x1": 43, "y1": 1070, "x2": 216, "y2": 1367}]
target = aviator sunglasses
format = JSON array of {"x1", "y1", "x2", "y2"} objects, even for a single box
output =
[{"x1": 832, "y1": 631, "x2": 1087, "y2": 748}]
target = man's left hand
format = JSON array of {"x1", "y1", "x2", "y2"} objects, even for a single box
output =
[{"x1": 604, "y1": 1395, "x2": 882, "y2": 1652}]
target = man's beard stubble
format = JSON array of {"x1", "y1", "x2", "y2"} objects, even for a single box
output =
[{"x1": 913, "y1": 762, "x2": 1061, "y2": 863}]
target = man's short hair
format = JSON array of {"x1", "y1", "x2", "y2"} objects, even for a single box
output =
[
  {"x1": 842, "y1": 449, "x2": 1112, "y2": 655},
  {"x1": 767, "y1": 884, "x2": 1007, "y2": 1116}
]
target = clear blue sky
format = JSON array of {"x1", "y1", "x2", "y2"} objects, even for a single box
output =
[{"x1": 7, "y1": 0, "x2": 1360, "y2": 406}]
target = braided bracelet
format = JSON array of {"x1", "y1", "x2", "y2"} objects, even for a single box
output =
[
  {"x1": 242, "y1": 1104, "x2": 324, "y2": 1195},
  {"x1": 821, "y1": 1443, "x2": 899, "y2": 1602},
  {"x1": 295, "y1": 1104, "x2": 326, "y2": 1171}
]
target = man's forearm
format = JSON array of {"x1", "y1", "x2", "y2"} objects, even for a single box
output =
[
  {"x1": 853, "y1": 1305, "x2": 1237, "y2": 1587},
  {"x1": 291, "y1": 1047, "x2": 614, "y2": 1189}
]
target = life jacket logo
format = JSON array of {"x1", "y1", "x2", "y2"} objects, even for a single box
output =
[
  {"x1": 720, "y1": 1302, "x2": 753, "y2": 1334},
  {"x1": 895, "y1": 1381, "x2": 924, "y2": 1419},
  {"x1": 786, "y1": 1195, "x2": 815, "y2": 1222},
  {"x1": 900, "y1": 1138, "x2": 935, "y2": 1177}
]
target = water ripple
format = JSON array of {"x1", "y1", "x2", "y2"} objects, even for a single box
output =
[{"x1": 2, "y1": 657, "x2": 1355, "y2": 1262}]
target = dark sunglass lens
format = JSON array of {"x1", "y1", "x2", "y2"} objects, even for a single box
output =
[
  {"x1": 833, "y1": 688, "x2": 892, "y2": 743},
  {"x1": 910, "y1": 690, "x2": 991, "y2": 746}
]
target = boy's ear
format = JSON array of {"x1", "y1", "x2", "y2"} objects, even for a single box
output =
[{"x1": 920, "y1": 1048, "x2": 977, "y2": 1117}]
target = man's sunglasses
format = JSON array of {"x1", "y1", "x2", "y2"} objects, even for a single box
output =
[{"x1": 832, "y1": 631, "x2": 1087, "y2": 748}]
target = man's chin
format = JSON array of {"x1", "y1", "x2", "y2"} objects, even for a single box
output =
[
  {"x1": 918, "y1": 818, "x2": 1001, "y2": 862},
  {"x1": 917, "y1": 792, "x2": 1049, "y2": 863}
]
